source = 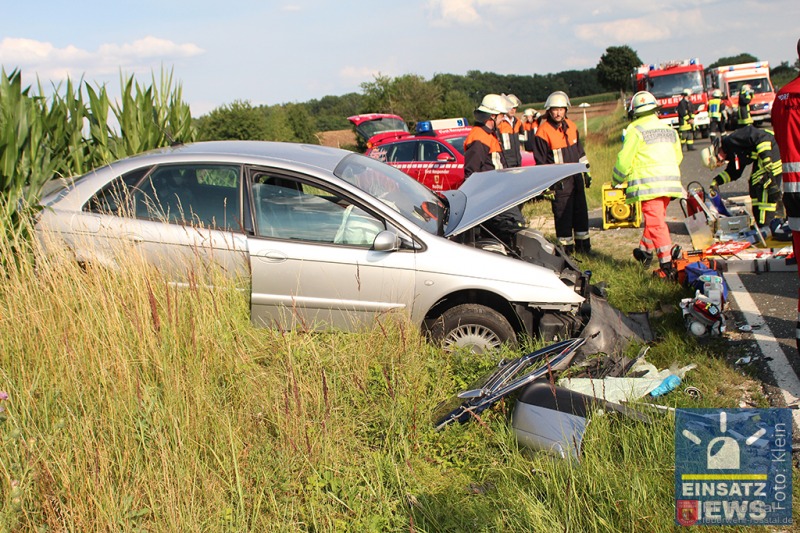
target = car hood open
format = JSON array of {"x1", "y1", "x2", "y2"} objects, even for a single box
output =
[{"x1": 441, "y1": 162, "x2": 587, "y2": 237}]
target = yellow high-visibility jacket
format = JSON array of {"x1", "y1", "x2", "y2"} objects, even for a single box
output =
[{"x1": 613, "y1": 113, "x2": 685, "y2": 203}]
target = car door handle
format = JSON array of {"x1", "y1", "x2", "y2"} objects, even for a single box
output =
[
  {"x1": 253, "y1": 250, "x2": 288, "y2": 263},
  {"x1": 124, "y1": 234, "x2": 144, "y2": 243}
]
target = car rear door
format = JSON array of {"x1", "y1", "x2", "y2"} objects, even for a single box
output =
[
  {"x1": 245, "y1": 168, "x2": 418, "y2": 331},
  {"x1": 74, "y1": 163, "x2": 250, "y2": 282}
]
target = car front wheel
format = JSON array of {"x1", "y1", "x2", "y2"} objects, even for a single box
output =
[{"x1": 428, "y1": 304, "x2": 517, "y2": 354}]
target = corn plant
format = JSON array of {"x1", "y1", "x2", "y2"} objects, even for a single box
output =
[{"x1": 0, "y1": 67, "x2": 195, "y2": 246}]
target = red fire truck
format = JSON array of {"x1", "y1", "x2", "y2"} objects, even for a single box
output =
[
  {"x1": 632, "y1": 58, "x2": 710, "y2": 137},
  {"x1": 705, "y1": 61, "x2": 775, "y2": 129}
]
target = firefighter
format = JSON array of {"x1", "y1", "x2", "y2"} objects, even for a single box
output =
[
  {"x1": 771, "y1": 37, "x2": 800, "y2": 353},
  {"x1": 464, "y1": 93, "x2": 507, "y2": 179},
  {"x1": 613, "y1": 91, "x2": 684, "y2": 277},
  {"x1": 708, "y1": 88, "x2": 726, "y2": 140},
  {"x1": 531, "y1": 90, "x2": 592, "y2": 255},
  {"x1": 496, "y1": 94, "x2": 523, "y2": 167},
  {"x1": 520, "y1": 108, "x2": 540, "y2": 147},
  {"x1": 737, "y1": 84, "x2": 755, "y2": 128},
  {"x1": 464, "y1": 94, "x2": 524, "y2": 246},
  {"x1": 677, "y1": 88, "x2": 695, "y2": 151},
  {"x1": 700, "y1": 125, "x2": 783, "y2": 226}
]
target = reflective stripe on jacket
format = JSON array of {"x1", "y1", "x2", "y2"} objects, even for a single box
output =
[
  {"x1": 464, "y1": 124, "x2": 503, "y2": 179},
  {"x1": 612, "y1": 113, "x2": 684, "y2": 203},
  {"x1": 496, "y1": 116, "x2": 522, "y2": 167},
  {"x1": 532, "y1": 117, "x2": 584, "y2": 165},
  {"x1": 772, "y1": 75, "x2": 800, "y2": 231},
  {"x1": 708, "y1": 97, "x2": 723, "y2": 120}
]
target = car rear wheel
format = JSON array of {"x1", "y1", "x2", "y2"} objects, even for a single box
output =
[{"x1": 429, "y1": 304, "x2": 517, "y2": 354}]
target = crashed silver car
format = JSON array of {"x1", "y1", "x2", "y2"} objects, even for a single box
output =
[{"x1": 36, "y1": 141, "x2": 587, "y2": 352}]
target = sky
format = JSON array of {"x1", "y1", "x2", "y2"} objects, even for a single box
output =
[{"x1": 1, "y1": 0, "x2": 798, "y2": 118}]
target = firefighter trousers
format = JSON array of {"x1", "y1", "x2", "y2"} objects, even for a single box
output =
[
  {"x1": 639, "y1": 197, "x2": 673, "y2": 265},
  {"x1": 551, "y1": 173, "x2": 590, "y2": 249}
]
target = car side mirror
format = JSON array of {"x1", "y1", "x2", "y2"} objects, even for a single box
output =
[
  {"x1": 436, "y1": 153, "x2": 456, "y2": 163},
  {"x1": 372, "y1": 230, "x2": 401, "y2": 252}
]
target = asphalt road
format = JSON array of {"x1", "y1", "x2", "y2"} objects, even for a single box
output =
[{"x1": 670, "y1": 135, "x2": 800, "y2": 416}]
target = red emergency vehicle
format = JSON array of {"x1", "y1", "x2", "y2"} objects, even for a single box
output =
[
  {"x1": 348, "y1": 115, "x2": 534, "y2": 191},
  {"x1": 705, "y1": 61, "x2": 776, "y2": 129},
  {"x1": 632, "y1": 58, "x2": 710, "y2": 137}
]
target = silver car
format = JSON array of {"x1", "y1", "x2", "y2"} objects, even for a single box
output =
[{"x1": 36, "y1": 141, "x2": 586, "y2": 352}]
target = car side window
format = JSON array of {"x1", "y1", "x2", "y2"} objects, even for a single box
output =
[
  {"x1": 130, "y1": 164, "x2": 242, "y2": 230},
  {"x1": 84, "y1": 167, "x2": 151, "y2": 215},
  {"x1": 418, "y1": 140, "x2": 452, "y2": 162},
  {"x1": 383, "y1": 141, "x2": 417, "y2": 163},
  {"x1": 250, "y1": 172, "x2": 384, "y2": 247}
]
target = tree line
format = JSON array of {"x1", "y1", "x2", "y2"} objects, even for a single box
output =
[{"x1": 193, "y1": 46, "x2": 799, "y2": 144}]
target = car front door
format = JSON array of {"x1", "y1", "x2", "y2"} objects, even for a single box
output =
[{"x1": 246, "y1": 169, "x2": 418, "y2": 331}]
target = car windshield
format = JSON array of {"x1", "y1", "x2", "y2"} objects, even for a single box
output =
[
  {"x1": 728, "y1": 77, "x2": 772, "y2": 95},
  {"x1": 334, "y1": 153, "x2": 445, "y2": 235},
  {"x1": 356, "y1": 117, "x2": 408, "y2": 140},
  {"x1": 648, "y1": 71, "x2": 704, "y2": 98},
  {"x1": 441, "y1": 135, "x2": 468, "y2": 156}
]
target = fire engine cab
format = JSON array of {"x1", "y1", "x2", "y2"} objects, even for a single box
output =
[
  {"x1": 705, "y1": 61, "x2": 775, "y2": 129},
  {"x1": 632, "y1": 58, "x2": 710, "y2": 137}
]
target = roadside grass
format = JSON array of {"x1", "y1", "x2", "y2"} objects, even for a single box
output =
[{"x1": 0, "y1": 154, "x2": 796, "y2": 529}]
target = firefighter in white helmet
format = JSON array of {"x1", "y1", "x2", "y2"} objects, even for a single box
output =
[
  {"x1": 464, "y1": 93, "x2": 508, "y2": 178},
  {"x1": 737, "y1": 84, "x2": 755, "y2": 128},
  {"x1": 707, "y1": 88, "x2": 726, "y2": 140},
  {"x1": 613, "y1": 91, "x2": 685, "y2": 278},
  {"x1": 464, "y1": 94, "x2": 525, "y2": 246},
  {"x1": 496, "y1": 94, "x2": 523, "y2": 167},
  {"x1": 531, "y1": 90, "x2": 592, "y2": 255},
  {"x1": 521, "y1": 108, "x2": 540, "y2": 145}
]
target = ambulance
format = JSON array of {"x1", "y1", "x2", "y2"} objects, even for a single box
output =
[{"x1": 705, "y1": 61, "x2": 776, "y2": 128}]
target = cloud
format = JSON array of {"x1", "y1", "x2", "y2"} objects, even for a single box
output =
[
  {"x1": 427, "y1": 0, "x2": 519, "y2": 27},
  {"x1": 0, "y1": 36, "x2": 204, "y2": 80},
  {"x1": 575, "y1": 17, "x2": 672, "y2": 45},
  {"x1": 574, "y1": 8, "x2": 711, "y2": 46}
]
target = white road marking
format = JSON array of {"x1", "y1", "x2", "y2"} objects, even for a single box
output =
[{"x1": 726, "y1": 272, "x2": 800, "y2": 431}]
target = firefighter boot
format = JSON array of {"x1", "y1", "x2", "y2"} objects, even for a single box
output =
[
  {"x1": 633, "y1": 248, "x2": 653, "y2": 268},
  {"x1": 575, "y1": 239, "x2": 594, "y2": 256}
]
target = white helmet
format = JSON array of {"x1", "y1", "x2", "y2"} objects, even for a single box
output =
[
  {"x1": 712, "y1": 89, "x2": 722, "y2": 98},
  {"x1": 504, "y1": 93, "x2": 521, "y2": 108},
  {"x1": 477, "y1": 93, "x2": 510, "y2": 114},
  {"x1": 630, "y1": 91, "x2": 658, "y2": 116},
  {"x1": 523, "y1": 108, "x2": 536, "y2": 117},
  {"x1": 544, "y1": 91, "x2": 570, "y2": 110},
  {"x1": 682, "y1": 88, "x2": 692, "y2": 96},
  {"x1": 700, "y1": 145, "x2": 720, "y2": 170}
]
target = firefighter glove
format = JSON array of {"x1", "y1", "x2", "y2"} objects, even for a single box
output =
[
  {"x1": 583, "y1": 173, "x2": 592, "y2": 189},
  {"x1": 542, "y1": 189, "x2": 555, "y2": 202},
  {"x1": 711, "y1": 176, "x2": 722, "y2": 189}
]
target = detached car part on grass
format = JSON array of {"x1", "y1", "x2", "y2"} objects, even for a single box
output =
[{"x1": 36, "y1": 141, "x2": 589, "y2": 353}]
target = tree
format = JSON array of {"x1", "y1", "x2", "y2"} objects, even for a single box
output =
[
  {"x1": 706, "y1": 53, "x2": 758, "y2": 70},
  {"x1": 596, "y1": 45, "x2": 642, "y2": 98},
  {"x1": 195, "y1": 100, "x2": 267, "y2": 141}
]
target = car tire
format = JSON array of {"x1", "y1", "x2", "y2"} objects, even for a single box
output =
[{"x1": 429, "y1": 304, "x2": 517, "y2": 353}]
